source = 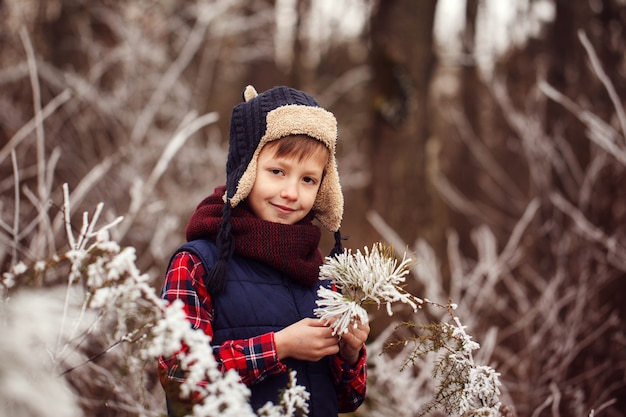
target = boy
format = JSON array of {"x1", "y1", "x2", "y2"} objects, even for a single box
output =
[{"x1": 158, "y1": 85, "x2": 369, "y2": 416}]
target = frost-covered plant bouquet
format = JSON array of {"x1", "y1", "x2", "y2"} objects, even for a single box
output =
[
  {"x1": 314, "y1": 242, "x2": 422, "y2": 336},
  {"x1": 315, "y1": 242, "x2": 504, "y2": 417}
]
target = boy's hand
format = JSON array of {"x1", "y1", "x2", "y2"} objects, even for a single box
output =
[
  {"x1": 338, "y1": 319, "x2": 370, "y2": 366},
  {"x1": 274, "y1": 318, "x2": 340, "y2": 362}
]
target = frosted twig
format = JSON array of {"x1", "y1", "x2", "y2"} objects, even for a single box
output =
[
  {"x1": 11, "y1": 151, "x2": 19, "y2": 267},
  {"x1": 119, "y1": 112, "x2": 219, "y2": 238},
  {"x1": 13, "y1": 186, "x2": 50, "y2": 247},
  {"x1": 578, "y1": 30, "x2": 626, "y2": 144},
  {"x1": 539, "y1": 81, "x2": 626, "y2": 166},
  {"x1": 59, "y1": 184, "x2": 81, "y2": 354},
  {"x1": 366, "y1": 210, "x2": 408, "y2": 253},
  {"x1": 129, "y1": 2, "x2": 227, "y2": 144},
  {"x1": 51, "y1": 155, "x2": 116, "y2": 237},
  {"x1": 497, "y1": 198, "x2": 540, "y2": 271},
  {"x1": 315, "y1": 66, "x2": 372, "y2": 108},
  {"x1": 578, "y1": 151, "x2": 607, "y2": 210},
  {"x1": 0, "y1": 88, "x2": 71, "y2": 166},
  {"x1": 432, "y1": 174, "x2": 487, "y2": 222},
  {"x1": 449, "y1": 109, "x2": 526, "y2": 204},
  {"x1": 530, "y1": 395, "x2": 553, "y2": 417},
  {"x1": 19, "y1": 27, "x2": 59, "y2": 260},
  {"x1": 76, "y1": 203, "x2": 104, "y2": 251},
  {"x1": 591, "y1": 399, "x2": 617, "y2": 416},
  {"x1": 19, "y1": 28, "x2": 46, "y2": 206},
  {"x1": 63, "y1": 184, "x2": 76, "y2": 250},
  {"x1": 134, "y1": 112, "x2": 219, "y2": 213},
  {"x1": 446, "y1": 230, "x2": 464, "y2": 305},
  {"x1": 550, "y1": 192, "x2": 626, "y2": 271},
  {"x1": 433, "y1": 173, "x2": 510, "y2": 229}
]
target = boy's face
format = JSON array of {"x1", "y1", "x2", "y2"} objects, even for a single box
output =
[{"x1": 247, "y1": 143, "x2": 328, "y2": 225}]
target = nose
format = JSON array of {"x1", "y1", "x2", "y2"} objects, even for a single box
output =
[{"x1": 280, "y1": 181, "x2": 298, "y2": 200}]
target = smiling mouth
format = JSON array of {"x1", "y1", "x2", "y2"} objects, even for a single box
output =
[{"x1": 271, "y1": 203, "x2": 295, "y2": 213}]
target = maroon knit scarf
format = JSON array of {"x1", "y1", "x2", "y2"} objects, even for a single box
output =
[{"x1": 185, "y1": 186, "x2": 323, "y2": 287}]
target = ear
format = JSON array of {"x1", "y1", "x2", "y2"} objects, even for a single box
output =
[{"x1": 243, "y1": 85, "x2": 258, "y2": 102}]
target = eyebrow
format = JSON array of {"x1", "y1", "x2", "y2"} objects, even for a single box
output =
[{"x1": 265, "y1": 154, "x2": 324, "y2": 175}]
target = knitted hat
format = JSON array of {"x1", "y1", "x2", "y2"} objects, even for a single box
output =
[
  {"x1": 206, "y1": 85, "x2": 345, "y2": 294},
  {"x1": 225, "y1": 85, "x2": 343, "y2": 231}
]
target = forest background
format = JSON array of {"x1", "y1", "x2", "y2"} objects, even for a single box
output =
[{"x1": 1, "y1": 0, "x2": 625, "y2": 416}]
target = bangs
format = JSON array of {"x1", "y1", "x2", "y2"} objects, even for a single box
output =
[{"x1": 266, "y1": 135, "x2": 329, "y2": 164}]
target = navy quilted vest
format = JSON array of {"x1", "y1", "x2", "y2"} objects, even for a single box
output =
[{"x1": 175, "y1": 239, "x2": 338, "y2": 416}]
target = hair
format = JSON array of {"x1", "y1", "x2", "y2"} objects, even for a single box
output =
[{"x1": 264, "y1": 135, "x2": 330, "y2": 167}]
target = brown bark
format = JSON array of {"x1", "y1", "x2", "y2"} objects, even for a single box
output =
[{"x1": 366, "y1": 0, "x2": 440, "y2": 249}]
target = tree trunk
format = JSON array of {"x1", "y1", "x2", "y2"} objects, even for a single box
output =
[{"x1": 366, "y1": 0, "x2": 440, "y2": 250}]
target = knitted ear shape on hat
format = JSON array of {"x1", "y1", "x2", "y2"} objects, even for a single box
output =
[{"x1": 225, "y1": 85, "x2": 344, "y2": 232}]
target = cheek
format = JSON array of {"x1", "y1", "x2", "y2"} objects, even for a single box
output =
[
  {"x1": 301, "y1": 186, "x2": 321, "y2": 210},
  {"x1": 247, "y1": 178, "x2": 269, "y2": 208},
  {"x1": 250, "y1": 172, "x2": 273, "y2": 196}
]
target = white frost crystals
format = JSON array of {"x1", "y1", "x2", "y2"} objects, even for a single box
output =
[
  {"x1": 433, "y1": 320, "x2": 502, "y2": 416},
  {"x1": 314, "y1": 242, "x2": 422, "y2": 336},
  {"x1": 257, "y1": 371, "x2": 311, "y2": 417}
]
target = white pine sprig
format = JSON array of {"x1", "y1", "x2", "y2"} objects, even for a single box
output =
[
  {"x1": 257, "y1": 370, "x2": 311, "y2": 417},
  {"x1": 314, "y1": 242, "x2": 422, "y2": 336},
  {"x1": 387, "y1": 312, "x2": 503, "y2": 417},
  {"x1": 432, "y1": 319, "x2": 502, "y2": 416}
]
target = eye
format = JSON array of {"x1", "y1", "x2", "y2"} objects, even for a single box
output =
[
  {"x1": 303, "y1": 176, "x2": 318, "y2": 185},
  {"x1": 269, "y1": 168, "x2": 284, "y2": 176}
]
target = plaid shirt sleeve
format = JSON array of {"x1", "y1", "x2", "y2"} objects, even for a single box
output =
[
  {"x1": 158, "y1": 251, "x2": 287, "y2": 411},
  {"x1": 332, "y1": 347, "x2": 368, "y2": 412}
]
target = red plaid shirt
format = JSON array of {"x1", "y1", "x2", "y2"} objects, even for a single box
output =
[{"x1": 158, "y1": 251, "x2": 367, "y2": 413}]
